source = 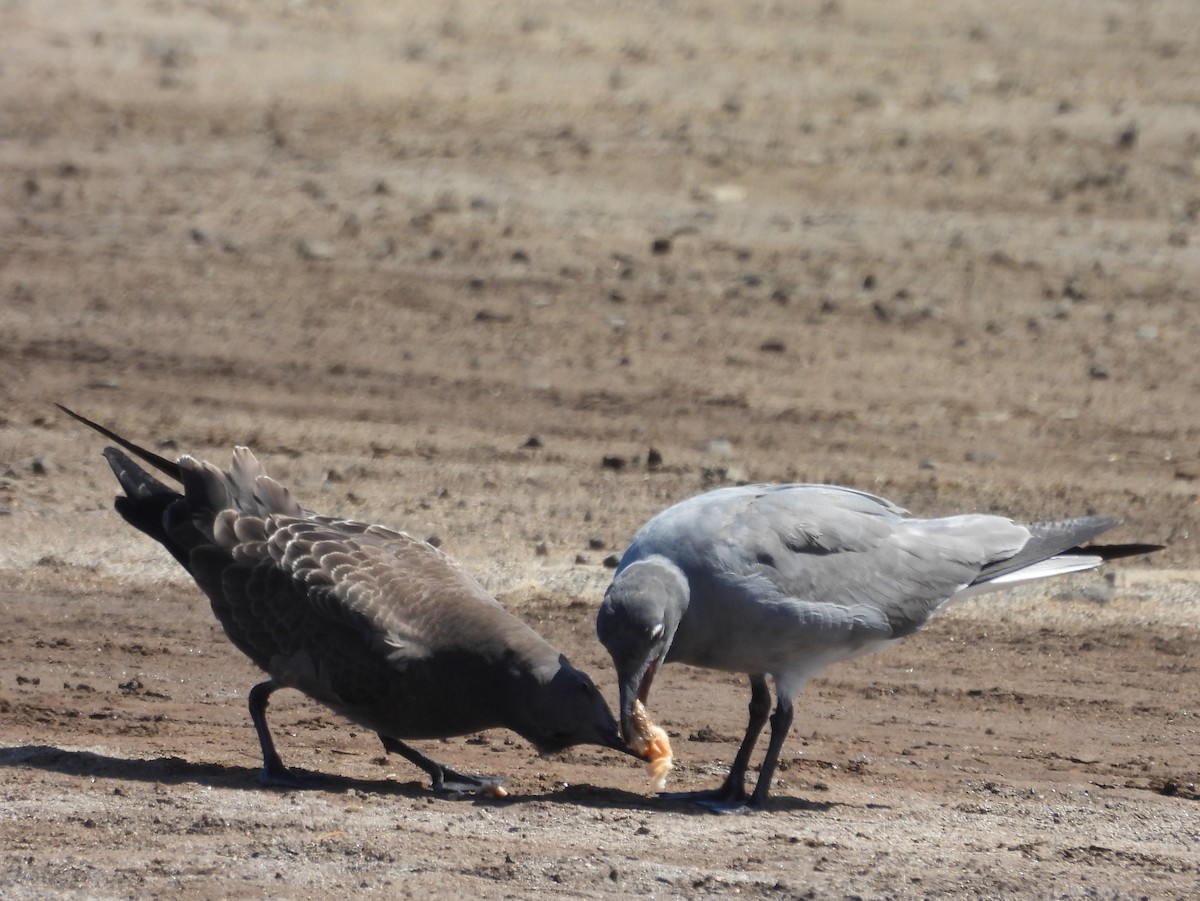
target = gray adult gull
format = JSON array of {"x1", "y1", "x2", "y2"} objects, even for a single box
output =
[
  {"x1": 60, "y1": 405, "x2": 633, "y2": 796},
  {"x1": 596, "y1": 482, "x2": 1161, "y2": 811}
]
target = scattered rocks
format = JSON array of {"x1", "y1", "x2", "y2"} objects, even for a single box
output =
[
  {"x1": 1116, "y1": 121, "x2": 1138, "y2": 150},
  {"x1": 870, "y1": 291, "x2": 942, "y2": 325},
  {"x1": 296, "y1": 239, "x2": 335, "y2": 261},
  {"x1": 701, "y1": 464, "x2": 749, "y2": 485},
  {"x1": 1062, "y1": 276, "x2": 1087, "y2": 301},
  {"x1": 1088, "y1": 347, "x2": 1111, "y2": 380},
  {"x1": 473, "y1": 309, "x2": 512, "y2": 323}
]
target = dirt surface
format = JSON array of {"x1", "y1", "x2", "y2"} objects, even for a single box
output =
[{"x1": 2, "y1": 1, "x2": 1199, "y2": 898}]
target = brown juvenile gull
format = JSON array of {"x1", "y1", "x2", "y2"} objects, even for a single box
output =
[
  {"x1": 60, "y1": 405, "x2": 632, "y2": 796},
  {"x1": 596, "y1": 483, "x2": 1161, "y2": 811}
]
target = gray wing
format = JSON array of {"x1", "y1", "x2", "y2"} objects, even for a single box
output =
[{"x1": 646, "y1": 485, "x2": 1032, "y2": 642}]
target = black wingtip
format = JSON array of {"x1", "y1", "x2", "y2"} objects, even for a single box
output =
[
  {"x1": 56, "y1": 403, "x2": 183, "y2": 483},
  {"x1": 1078, "y1": 542, "x2": 1165, "y2": 561}
]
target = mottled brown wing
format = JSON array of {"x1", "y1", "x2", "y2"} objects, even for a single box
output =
[{"x1": 185, "y1": 511, "x2": 504, "y2": 714}]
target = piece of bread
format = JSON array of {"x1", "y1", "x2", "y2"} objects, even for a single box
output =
[{"x1": 631, "y1": 700, "x2": 674, "y2": 791}]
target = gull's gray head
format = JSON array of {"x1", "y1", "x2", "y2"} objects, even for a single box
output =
[{"x1": 595, "y1": 557, "x2": 690, "y2": 745}]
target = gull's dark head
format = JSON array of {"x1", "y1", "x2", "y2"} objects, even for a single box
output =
[
  {"x1": 595, "y1": 557, "x2": 690, "y2": 747},
  {"x1": 515, "y1": 657, "x2": 633, "y2": 757}
]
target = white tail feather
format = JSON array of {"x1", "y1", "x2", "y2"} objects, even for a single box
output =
[{"x1": 954, "y1": 554, "x2": 1104, "y2": 599}]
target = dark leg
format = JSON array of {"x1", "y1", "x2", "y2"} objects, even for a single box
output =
[
  {"x1": 249, "y1": 680, "x2": 316, "y2": 788},
  {"x1": 379, "y1": 735, "x2": 506, "y2": 796},
  {"x1": 748, "y1": 696, "x2": 794, "y2": 809},
  {"x1": 714, "y1": 674, "x2": 772, "y2": 801},
  {"x1": 665, "y1": 674, "x2": 771, "y2": 812}
]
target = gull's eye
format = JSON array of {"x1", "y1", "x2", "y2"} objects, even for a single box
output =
[{"x1": 649, "y1": 623, "x2": 664, "y2": 642}]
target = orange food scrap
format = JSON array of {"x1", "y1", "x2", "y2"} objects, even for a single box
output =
[
  {"x1": 482, "y1": 783, "x2": 509, "y2": 799},
  {"x1": 630, "y1": 700, "x2": 674, "y2": 791}
]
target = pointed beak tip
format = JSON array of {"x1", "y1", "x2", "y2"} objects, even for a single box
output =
[{"x1": 608, "y1": 734, "x2": 633, "y2": 756}]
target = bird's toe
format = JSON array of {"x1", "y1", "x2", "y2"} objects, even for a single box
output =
[
  {"x1": 659, "y1": 785, "x2": 753, "y2": 813},
  {"x1": 258, "y1": 764, "x2": 323, "y2": 790},
  {"x1": 433, "y1": 768, "x2": 509, "y2": 798}
]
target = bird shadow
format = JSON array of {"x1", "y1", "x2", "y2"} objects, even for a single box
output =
[
  {"x1": 0, "y1": 744, "x2": 437, "y2": 800},
  {"x1": 525, "y1": 781, "x2": 846, "y2": 815},
  {"x1": 0, "y1": 744, "x2": 853, "y2": 815}
]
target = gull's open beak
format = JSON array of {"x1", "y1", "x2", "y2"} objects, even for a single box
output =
[{"x1": 617, "y1": 656, "x2": 660, "y2": 756}]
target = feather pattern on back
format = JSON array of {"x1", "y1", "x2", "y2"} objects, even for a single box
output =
[{"x1": 115, "y1": 445, "x2": 563, "y2": 738}]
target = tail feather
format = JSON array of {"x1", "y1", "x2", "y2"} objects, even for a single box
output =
[
  {"x1": 59, "y1": 407, "x2": 204, "y2": 572},
  {"x1": 972, "y1": 516, "x2": 1115, "y2": 587},
  {"x1": 57, "y1": 404, "x2": 181, "y2": 483},
  {"x1": 970, "y1": 515, "x2": 1161, "y2": 592},
  {"x1": 63, "y1": 404, "x2": 305, "y2": 562},
  {"x1": 102, "y1": 447, "x2": 176, "y2": 502},
  {"x1": 980, "y1": 554, "x2": 1105, "y2": 587},
  {"x1": 101, "y1": 448, "x2": 194, "y2": 570}
]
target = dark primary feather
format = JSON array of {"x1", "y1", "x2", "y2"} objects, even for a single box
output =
[{"x1": 58, "y1": 404, "x2": 181, "y2": 482}]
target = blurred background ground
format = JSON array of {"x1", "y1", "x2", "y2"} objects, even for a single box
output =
[{"x1": 1, "y1": 1, "x2": 1197, "y2": 898}]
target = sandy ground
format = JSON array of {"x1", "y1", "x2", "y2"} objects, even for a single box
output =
[{"x1": 2, "y1": 1, "x2": 1198, "y2": 898}]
